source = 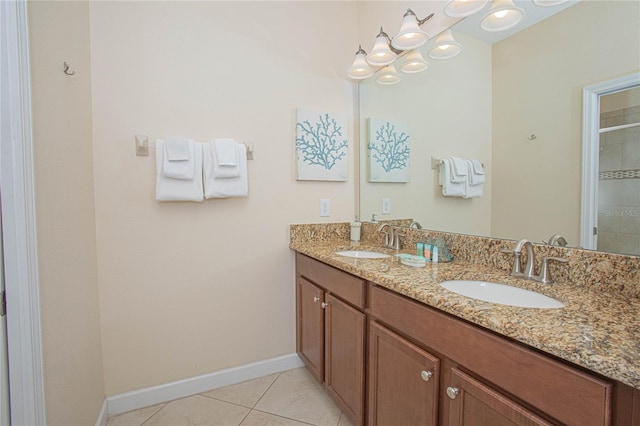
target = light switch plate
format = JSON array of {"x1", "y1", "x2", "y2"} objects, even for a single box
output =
[
  {"x1": 382, "y1": 198, "x2": 391, "y2": 215},
  {"x1": 320, "y1": 199, "x2": 330, "y2": 217}
]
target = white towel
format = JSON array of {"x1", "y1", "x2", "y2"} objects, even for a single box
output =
[
  {"x1": 468, "y1": 159, "x2": 485, "y2": 185},
  {"x1": 165, "y1": 136, "x2": 190, "y2": 161},
  {"x1": 203, "y1": 142, "x2": 248, "y2": 198},
  {"x1": 463, "y1": 160, "x2": 483, "y2": 198},
  {"x1": 449, "y1": 156, "x2": 467, "y2": 183},
  {"x1": 155, "y1": 140, "x2": 204, "y2": 202},
  {"x1": 439, "y1": 159, "x2": 465, "y2": 197},
  {"x1": 209, "y1": 140, "x2": 241, "y2": 178},
  {"x1": 214, "y1": 138, "x2": 238, "y2": 166},
  {"x1": 162, "y1": 138, "x2": 195, "y2": 180}
]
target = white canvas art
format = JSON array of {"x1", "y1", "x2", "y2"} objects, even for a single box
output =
[
  {"x1": 295, "y1": 108, "x2": 348, "y2": 181},
  {"x1": 368, "y1": 118, "x2": 410, "y2": 183}
]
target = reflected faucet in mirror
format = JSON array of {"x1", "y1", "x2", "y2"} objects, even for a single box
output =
[{"x1": 545, "y1": 234, "x2": 568, "y2": 247}]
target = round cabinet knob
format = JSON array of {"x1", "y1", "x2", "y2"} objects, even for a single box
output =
[
  {"x1": 420, "y1": 370, "x2": 433, "y2": 382},
  {"x1": 446, "y1": 387, "x2": 459, "y2": 400},
  {"x1": 313, "y1": 297, "x2": 320, "y2": 303},
  {"x1": 321, "y1": 302, "x2": 329, "y2": 309}
]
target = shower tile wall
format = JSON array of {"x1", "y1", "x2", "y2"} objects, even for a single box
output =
[{"x1": 598, "y1": 105, "x2": 640, "y2": 256}]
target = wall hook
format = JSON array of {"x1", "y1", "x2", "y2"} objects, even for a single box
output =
[
  {"x1": 63, "y1": 62, "x2": 76, "y2": 76},
  {"x1": 528, "y1": 134, "x2": 537, "y2": 141}
]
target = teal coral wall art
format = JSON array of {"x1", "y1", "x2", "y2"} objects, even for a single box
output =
[
  {"x1": 368, "y1": 117, "x2": 410, "y2": 182},
  {"x1": 296, "y1": 107, "x2": 348, "y2": 181}
]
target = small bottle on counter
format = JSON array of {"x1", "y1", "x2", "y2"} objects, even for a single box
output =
[
  {"x1": 416, "y1": 242, "x2": 424, "y2": 257},
  {"x1": 424, "y1": 244, "x2": 432, "y2": 260},
  {"x1": 432, "y1": 246, "x2": 439, "y2": 263},
  {"x1": 350, "y1": 216, "x2": 361, "y2": 242}
]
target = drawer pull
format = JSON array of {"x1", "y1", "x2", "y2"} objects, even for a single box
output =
[
  {"x1": 313, "y1": 297, "x2": 320, "y2": 303},
  {"x1": 446, "y1": 387, "x2": 459, "y2": 399},
  {"x1": 420, "y1": 370, "x2": 433, "y2": 382},
  {"x1": 321, "y1": 302, "x2": 329, "y2": 309}
]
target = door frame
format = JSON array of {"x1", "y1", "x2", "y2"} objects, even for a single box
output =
[
  {"x1": 580, "y1": 72, "x2": 640, "y2": 250},
  {"x1": 0, "y1": 1, "x2": 47, "y2": 424}
]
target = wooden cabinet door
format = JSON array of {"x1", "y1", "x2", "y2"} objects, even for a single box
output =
[
  {"x1": 446, "y1": 368, "x2": 552, "y2": 426},
  {"x1": 324, "y1": 293, "x2": 366, "y2": 425},
  {"x1": 296, "y1": 277, "x2": 324, "y2": 383},
  {"x1": 368, "y1": 321, "x2": 440, "y2": 426}
]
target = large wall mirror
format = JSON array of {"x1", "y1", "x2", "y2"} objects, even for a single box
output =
[{"x1": 358, "y1": 0, "x2": 640, "y2": 256}]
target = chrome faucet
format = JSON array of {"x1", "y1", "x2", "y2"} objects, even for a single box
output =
[
  {"x1": 377, "y1": 223, "x2": 393, "y2": 248},
  {"x1": 409, "y1": 221, "x2": 422, "y2": 229},
  {"x1": 502, "y1": 239, "x2": 569, "y2": 284}
]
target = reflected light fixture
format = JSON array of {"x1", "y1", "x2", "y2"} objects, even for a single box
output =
[
  {"x1": 391, "y1": 9, "x2": 432, "y2": 51},
  {"x1": 376, "y1": 64, "x2": 401, "y2": 85},
  {"x1": 400, "y1": 49, "x2": 429, "y2": 74},
  {"x1": 533, "y1": 0, "x2": 570, "y2": 5},
  {"x1": 428, "y1": 29, "x2": 462, "y2": 60},
  {"x1": 481, "y1": 0, "x2": 524, "y2": 32},
  {"x1": 347, "y1": 45, "x2": 374, "y2": 80},
  {"x1": 366, "y1": 28, "x2": 397, "y2": 66},
  {"x1": 444, "y1": 0, "x2": 489, "y2": 18}
]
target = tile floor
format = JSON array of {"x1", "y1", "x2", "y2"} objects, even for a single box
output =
[{"x1": 106, "y1": 367, "x2": 354, "y2": 426}]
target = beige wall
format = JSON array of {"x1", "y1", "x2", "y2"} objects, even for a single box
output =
[
  {"x1": 491, "y1": 0, "x2": 640, "y2": 244},
  {"x1": 28, "y1": 1, "x2": 105, "y2": 425},
  {"x1": 88, "y1": 1, "x2": 358, "y2": 395}
]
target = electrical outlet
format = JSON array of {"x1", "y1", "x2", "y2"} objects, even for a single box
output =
[
  {"x1": 320, "y1": 199, "x2": 330, "y2": 217},
  {"x1": 382, "y1": 198, "x2": 391, "y2": 215}
]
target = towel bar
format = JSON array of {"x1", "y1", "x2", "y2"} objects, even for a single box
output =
[
  {"x1": 135, "y1": 136, "x2": 254, "y2": 159},
  {"x1": 431, "y1": 156, "x2": 483, "y2": 169}
]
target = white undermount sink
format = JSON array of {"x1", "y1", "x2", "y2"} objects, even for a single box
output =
[
  {"x1": 334, "y1": 250, "x2": 390, "y2": 259},
  {"x1": 439, "y1": 280, "x2": 564, "y2": 309}
]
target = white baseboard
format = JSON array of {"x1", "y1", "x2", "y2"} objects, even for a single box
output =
[
  {"x1": 104, "y1": 353, "x2": 304, "y2": 417},
  {"x1": 95, "y1": 399, "x2": 108, "y2": 426}
]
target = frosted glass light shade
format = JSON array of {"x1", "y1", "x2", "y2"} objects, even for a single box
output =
[
  {"x1": 444, "y1": 0, "x2": 489, "y2": 17},
  {"x1": 367, "y1": 30, "x2": 397, "y2": 66},
  {"x1": 428, "y1": 30, "x2": 462, "y2": 60},
  {"x1": 533, "y1": 0, "x2": 569, "y2": 6},
  {"x1": 347, "y1": 48, "x2": 374, "y2": 80},
  {"x1": 376, "y1": 64, "x2": 400, "y2": 85},
  {"x1": 481, "y1": 0, "x2": 524, "y2": 32},
  {"x1": 391, "y1": 13, "x2": 428, "y2": 50},
  {"x1": 400, "y1": 49, "x2": 429, "y2": 74}
]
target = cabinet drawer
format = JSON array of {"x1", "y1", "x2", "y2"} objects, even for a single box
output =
[
  {"x1": 369, "y1": 284, "x2": 612, "y2": 426},
  {"x1": 296, "y1": 253, "x2": 366, "y2": 309}
]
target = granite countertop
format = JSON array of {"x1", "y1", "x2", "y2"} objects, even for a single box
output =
[{"x1": 290, "y1": 240, "x2": 640, "y2": 390}]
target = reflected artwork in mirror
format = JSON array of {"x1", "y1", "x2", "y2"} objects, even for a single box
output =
[{"x1": 358, "y1": 0, "x2": 640, "y2": 256}]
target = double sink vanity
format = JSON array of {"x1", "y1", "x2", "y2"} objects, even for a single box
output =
[{"x1": 290, "y1": 222, "x2": 640, "y2": 426}]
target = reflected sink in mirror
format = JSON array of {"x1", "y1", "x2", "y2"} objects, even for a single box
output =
[
  {"x1": 440, "y1": 280, "x2": 563, "y2": 309},
  {"x1": 334, "y1": 250, "x2": 390, "y2": 259}
]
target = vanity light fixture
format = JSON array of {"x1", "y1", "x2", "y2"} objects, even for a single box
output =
[
  {"x1": 366, "y1": 28, "x2": 398, "y2": 67},
  {"x1": 428, "y1": 29, "x2": 462, "y2": 60},
  {"x1": 391, "y1": 9, "x2": 431, "y2": 51},
  {"x1": 347, "y1": 45, "x2": 374, "y2": 80},
  {"x1": 400, "y1": 49, "x2": 429, "y2": 74},
  {"x1": 444, "y1": 0, "x2": 489, "y2": 18},
  {"x1": 532, "y1": 0, "x2": 570, "y2": 6},
  {"x1": 481, "y1": 0, "x2": 524, "y2": 32},
  {"x1": 376, "y1": 64, "x2": 401, "y2": 85}
]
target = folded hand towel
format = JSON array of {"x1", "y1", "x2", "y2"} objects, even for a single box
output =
[
  {"x1": 165, "y1": 136, "x2": 190, "y2": 161},
  {"x1": 440, "y1": 159, "x2": 465, "y2": 197},
  {"x1": 203, "y1": 142, "x2": 248, "y2": 198},
  {"x1": 463, "y1": 160, "x2": 483, "y2": 198},
  {"x1": 467, "y1": 159, "x2": 485, "y2": 185},
  {"x1": 208, "y1": 140, "x2": 241, "y2": 178},
  {"x1": 449, "y1": 156, "x2": 467, "y2": 183},
  {"x1": 162, "y1": 138, "x2": 195, "y2": 180},
  {"x1": 155, "y1": 140, "x2": 204, "y2": 202},
  {"x1": 214, "y1": 138, "x2": 238, "y2": 166}
]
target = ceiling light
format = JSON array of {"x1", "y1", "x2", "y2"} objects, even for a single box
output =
[
  {"x1": 347, "y1": 45, "x2": 374, "y2": 80},
  {"x1": 366, "y1": 28, "x2": 397, "y2": 67},
  {"x1": 391, "y1": 9, "x2": 430, "y2": 51},
  {"x1": 376, "y1": 64, "x2": 401, "y2": 85},
  {"x1": 481, "y1": 0, "x2": 524, "y2": 32},
  {"x1": 532, "y1": 0, "x2": 569, "y2": 6},
  {"x1": 428, "y1": 30, "x2": 462, "y2": 60},
  {"x1": 444, "y1": 0, "x2": 490, "y2": 18},
  {"x1": 400, "y1": 49, "x2": 429, "y2": 74}
]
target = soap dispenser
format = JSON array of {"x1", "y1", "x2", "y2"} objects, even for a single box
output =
[{"x1": 350, "y1": 216, "x2": 361, "y2": 242}]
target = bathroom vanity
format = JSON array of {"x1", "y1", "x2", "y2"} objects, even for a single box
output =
[{"x1": 291, "y1": 224, "x2": 640, "y2": 426}]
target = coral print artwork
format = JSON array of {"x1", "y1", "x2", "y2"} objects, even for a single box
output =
[
  {"x1": 296, "y1": 108, "x2": 348, "y2": 181},
  {"x1": 368, "y1": 118, "x2": 410, "y2": 183}
]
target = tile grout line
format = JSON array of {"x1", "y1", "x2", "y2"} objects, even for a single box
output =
[
  {"x1": 138, "y1": 402, "x2": 168, "y2": 426},
  {"x1": 249, "y1": 408, "x2": 317, "y2": 426},
  {"x1": 250, "y1": 371, "x2": 283, "y2": 409}
]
